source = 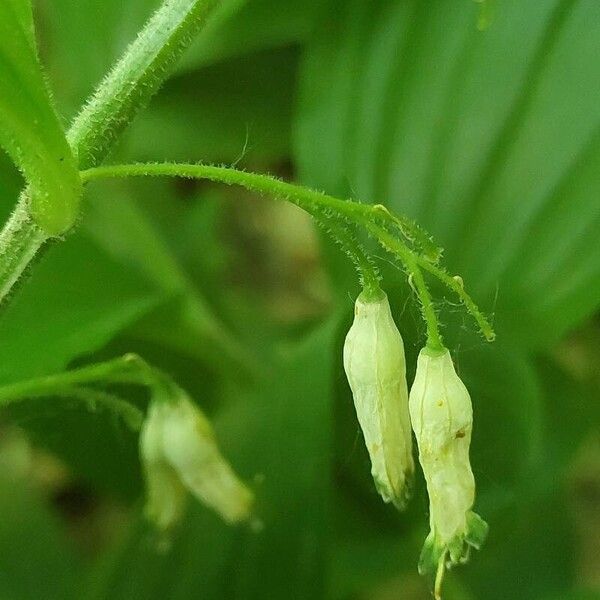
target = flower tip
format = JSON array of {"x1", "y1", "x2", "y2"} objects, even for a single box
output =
[
  {"x1": 465, "y1": 511, "x2": 489, "y2": 550},
  {"x1": 373, "y1": 468, "x2": 414, "y2": 511}
]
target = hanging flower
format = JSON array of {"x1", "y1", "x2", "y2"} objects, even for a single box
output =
[
  {"x1": 140, "y1": 385, "x2": 253, "y2": 530},
  {"x1": 408, "y1": 347, "x2": 488, "y2": 584},
  {"x1": 343, "y1": 290, "x2": 414, "y2": 509}
]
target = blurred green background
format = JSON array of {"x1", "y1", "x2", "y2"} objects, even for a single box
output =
[{"x1": 0, "y1": 0, "x2": 599, "y2": 598}]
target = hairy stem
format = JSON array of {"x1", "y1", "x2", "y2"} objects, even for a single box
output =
[
  {"x1": 0, "y1": 354, "x2": 167, "y2": 431},
  {"x1": 80, "y1": 163, "x2": 479, "y2": 344},
  {"x1": 68, "y1": 0, "x2": 220, "y2": 169},
  {"x1": 313, "y1": 210, "x2": 381, "y2": 300},
  {"x1": 0, "y1": 355, "x2": 155, "y2": 402},
  {"x1": 0, "y1": 0, "x2": 221, "y2": 306},
  {"x1": 0, "y1": 197, "x2": 48, "y2": 304},
  {"x1": 363, "y1": 222, "x2": 443, "y2": 350}
]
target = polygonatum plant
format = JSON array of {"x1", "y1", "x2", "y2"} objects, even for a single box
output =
[{"x1": 0, "y1": 0, "x2": 498, "y2": 597}]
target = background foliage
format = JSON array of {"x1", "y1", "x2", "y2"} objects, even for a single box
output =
[{"x1": 0, "y1": 0, "x2": 599, "y2": 598}]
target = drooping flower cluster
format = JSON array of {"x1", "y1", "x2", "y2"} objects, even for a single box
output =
[
  {"x1": 140, "y1": 384, "x2": 253, "y2": 531},
  {"x1": 343, "y1": 289, "x2": 487, "y2": 589}
]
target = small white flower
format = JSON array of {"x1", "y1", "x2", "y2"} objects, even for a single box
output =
[
  {"x1": 343, "y1": 291, "x2": 414, "y2": 509},
  {"x1": 140, "y1": 387, "x2": 253, "y2": 530},
  {"x1": 408, "y1": 347, "x2": 487, "y2": 580}
]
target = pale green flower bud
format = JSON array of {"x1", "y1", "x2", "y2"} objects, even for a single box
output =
[
  {"x1": 140, "y1": 387, "x2": 253, "y2": 530},
  {"x1": 140, "y1": 400, "x2": 187, "y2": 530},
  {"x1": 408, "y1": 347, "x2": 488, "y2": 578},
  {"x1": 343, "y1": 291, "x2": 414, "y2": 509}
]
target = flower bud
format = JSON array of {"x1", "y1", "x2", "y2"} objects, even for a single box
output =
[
  {"x1": 140, "y1": 400, "x2": 187, "y2": 530},
  {"x1": 343, "y1": 291, "x2": 414, "y2": 509},
  {"x1": 140, "y1": 387, "x2": 253, "y2": 530},
  {"x1": 408, "y1": 347, "x2": 488, "y2": 577}
]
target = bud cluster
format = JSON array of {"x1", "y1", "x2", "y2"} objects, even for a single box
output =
[{"x1": 343, "y1": 290, "x2": 487, "y2": 586}]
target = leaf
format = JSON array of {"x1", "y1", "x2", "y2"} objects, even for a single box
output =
[
  {"x1": 0, "y1": 151, "x2": 23, "y2": 222},
  {"x1": 462, "y1": 489, "x2": 577, "y2": 600},
  {"x1": 79, "y1": 318, "x2": 338, "y2": 599},
  {"x1": 0, "y1": 232, "x2": 161, "y2": 385},
  {"x1": 5, "y1": 0, "x2": 34, "y2": 45},
  {"x1": 82, "y1": 180, "x2": 257, "y2": 379},
  {"x1": 0, "y1": 230, "x2": 160, "y2": 492},
  {"x1": 295, "y1": 0, "x2": 600, "y2": 348},
  {"x1": 532, "y1": 356, "x2": 600, "y2": 485},
  {"x1": 179, "y1": 0, "x2": 324, "y2": 70},
  {"x1": 0, "y1": 0, "x2": 81, "y2": 233}
]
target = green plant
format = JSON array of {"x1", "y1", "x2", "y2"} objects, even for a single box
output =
[{"x1": 0, "y1": 1, "x2": 598, "y2": 599}]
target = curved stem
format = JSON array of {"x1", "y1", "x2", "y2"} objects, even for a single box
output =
[
  {"x1": 81, "y1": 162, "x2": 378, "y2": 224},
  {"x1": 363, "y1": 221, "x2": 443, "y2": 350},
  {"x1": 415, "y1": 255, "x2": 496, "y2": 342},
  {"x1": 81, "y1": 162, "x2": 494, "y2": 344},
  {"x1": 0, "y1": 354, "x2": 164, "y2": 431},
  {"x1": 313, "y1": 210, "x2": 381, "y2": 300}
]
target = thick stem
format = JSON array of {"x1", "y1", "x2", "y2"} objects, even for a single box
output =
[
  {"x1": 0, "y1": 0, "x2": 221, "y2": 306},
  {"x1": 68, "y1": 0, "x2": 220, "y2": 169},
  {"x1": 0, "y1": 195, "x2": 48, "y2": 304}
]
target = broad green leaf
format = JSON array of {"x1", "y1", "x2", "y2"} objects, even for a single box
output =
[
  {"x1": 5, "y1": 0, "x2": 34, "y2": 45},
  {"x1": 543, "y1": 592, "x2": 600, "y2": 600},
  {"x1": 79, "y1": 318, "x2": 337, "y2": 599},
  {"x1": 82, "y1": 180, "x2": 256, "y2": 379},
  {"x1": 533, "y1": 357, "x2": 600, "y2": 485},
  {"x1": 180, "y1": 0, "x2": 323, "y2": 70},
  {"x1": 0, "y1": 151, "x2": 23, "y2": 221},
  {"x1": 0, "y1": 0, "x2": 81, "y2": 234},
  {"x1": 0, "y1": 227, "x2": 160, "y2": 496},
  {"x1": 0, "y1": 471, "x2": 79, "y2": 600},
  {"x1": 295, "y1": 0, "x2": 600, "y2": 348},
  {"x1": 0, "y1": 232, "x2": 161, "y2": 385}
]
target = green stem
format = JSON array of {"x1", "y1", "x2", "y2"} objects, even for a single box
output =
[
  {"x1": 363, "y1": 222, "x2": 443, "y2": 350},
  {"x1": 80, "y1": 163, "x2": 456, "y2": 343},
  {"x1": 0, "y1": 354, "x2": 168, "y2": 431},
  {"x1": 416, "y1": 255, "x2": 496, "y2": 342},
  {"x1": 80, "y1": 162, "x2": 384, "y2": 229},
  {"x1": 67, "y1": 0, "x2": 220, "y2": 169},
  {"x1": 313, "y1": 210, "x2": 381, "y2": 300},
  {"x1": 0, "y1": 196, "x2": 48, "y2": 304},
  {"x1": 0, "y1": 0, "x2": 221, "y2": 306},
  {"x1": 0, "y1": 355, "x2": 156, "y2": 403}
]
